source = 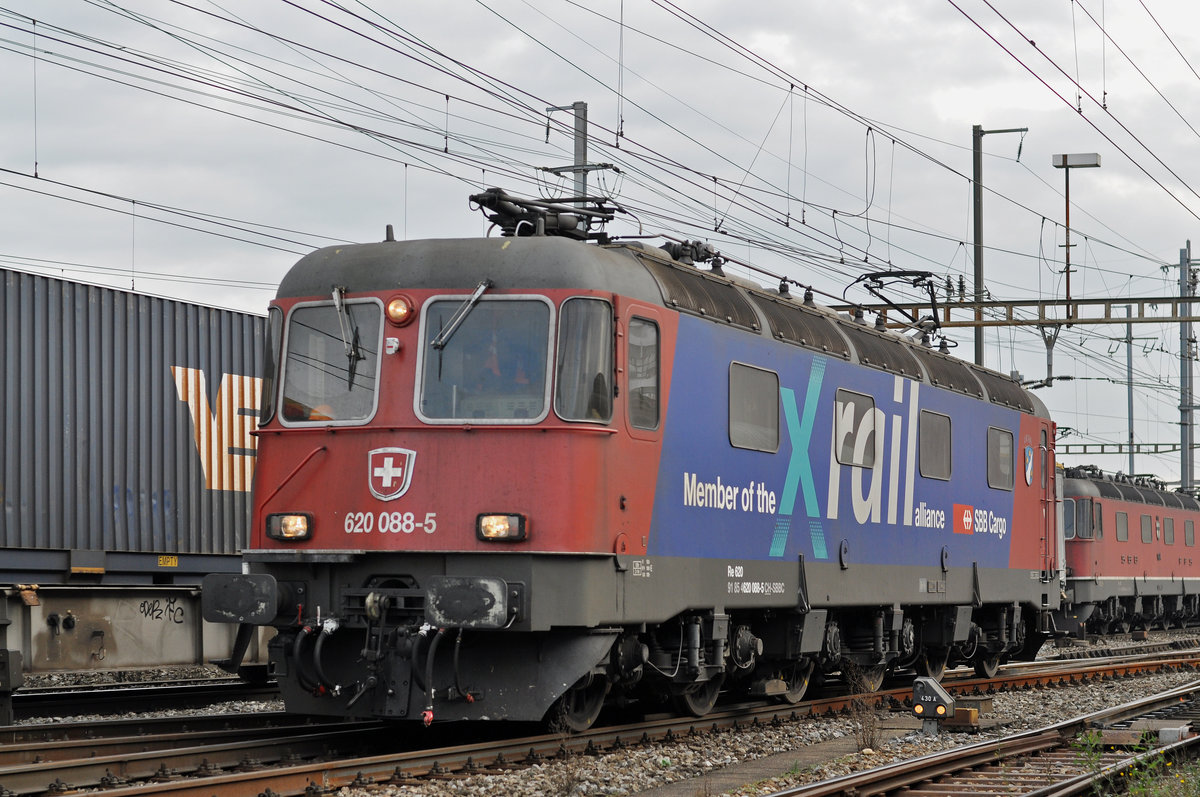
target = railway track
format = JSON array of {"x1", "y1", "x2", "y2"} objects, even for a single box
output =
[
  {"x1": 11, "y1": 677, "x2": 279, "y2": 720},
  {"x1": 5, "y1": 650, "x2": 1200, "y2": 796},
  {"x1": 7, "y1": 631, "x2": 1170, "y2": 724},
  {"x1": 776, "y1": 680, "x2": 1200, "y2": 796}
]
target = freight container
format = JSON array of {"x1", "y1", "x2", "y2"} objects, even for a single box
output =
[{"x1": 1, "y1": 268, "x2": 267, "y2": 683}]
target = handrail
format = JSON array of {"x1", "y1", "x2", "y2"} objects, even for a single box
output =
[{"x1": 257, "y1": 446, "x2": 327, "y2": 507}]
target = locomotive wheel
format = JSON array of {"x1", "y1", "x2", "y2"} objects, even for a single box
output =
[
  {"x1": 548, "y1": 677, "x2": 610, "y2": 733},
  {"x1": 973, "y1": 655, "x2": 1001, "y2": 679},
  {"x1": 776, "y1": 662, "x2": 815, "y2": 705},
  {"x1": 893, "y1": 618, "x2": 918, "y2": 670},
  {"x1": 848, "y1": 664, "x2": 887, "y2": 693},
  {"x1": 672, "y1": 674, "x2": 724, "y2": 717},
  {"x1": 913, "y1": 647, "x2": 948, "y2": 682}
]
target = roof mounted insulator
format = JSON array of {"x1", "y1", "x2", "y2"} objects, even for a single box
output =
[
  {"x1": 853, "y1": 307, "x2": 866, "y2": 324},
  {"x1": 803, "y1": 288, "x2": 815, "y2": 306},
  {"x1": 661, "y1": 240, "x2": 723, "y2": 269},
  {"x1": 778, "y1": 280, "x2": 790, "y2": 296},
  {"x1": 660, "y1": 241, "x2": 693, "y2": 265},
  {"x1": 938, "y1": 338, "x2": 950, "y2": 354},
  {"x1": 385, "y1": 224, "x2": 395, "y2": 242},
  {"x1": 874, "y1": 313, "x2": 886, "y2": 330}
]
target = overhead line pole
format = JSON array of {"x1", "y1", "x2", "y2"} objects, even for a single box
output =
[
  {"x1": 1052, "y1": 153, "x2": 1102, "y2": 316},
  {"x1": 1181, "y1": 241, "x2": 1196, "y2": 492},
  {"x1": 972, "y1": 124, "x2": 1027, "y2": 367},
  {"x1": 546, "y1": 101, "x2": 589, "y2": 205},
  {"x1": 1125, "y1": 305, "x2": 1134, "y2": 475}
]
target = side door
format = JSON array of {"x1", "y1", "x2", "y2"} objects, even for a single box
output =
[{"x1": 1039, "y1": 421, "x2": 1057, "y2": 581}]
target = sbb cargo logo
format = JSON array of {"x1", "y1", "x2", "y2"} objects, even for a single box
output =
[{"x1": 953, "y1": 504, "x2": 975, "y2": 535}]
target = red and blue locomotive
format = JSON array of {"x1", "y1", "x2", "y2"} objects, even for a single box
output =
[{"x1": 203, "y1": 189, "x2": 1060, "y2": 730}]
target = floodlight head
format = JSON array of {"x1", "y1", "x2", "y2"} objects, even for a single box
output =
[{"x1": 1052, "y1": 153, "x2": 1101, "y2": 168}]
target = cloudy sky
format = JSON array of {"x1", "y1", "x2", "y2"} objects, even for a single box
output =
[{"x1": 3, "y1": 0, "x2": 1200, "y2": 482}]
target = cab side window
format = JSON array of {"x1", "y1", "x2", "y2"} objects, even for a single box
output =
[
  {"x1": 555, "y1": 298, "x2": 613, "y2": 422},
  {"x1": 260, "y1": 306, "x2": 284, "y2": 424},
  {"x1": 628, "y1": 318, "x2": 659, "y2": 430},
  {"x1": 1063, "y1": 498, "x2": 1076, "y2": 540},
  {"x1": 1073, "y1": 498, "x2": 1094, "y2": 539},
  {"x1": 986, "y1": 427, "x2": 1014, "y2": 490}
]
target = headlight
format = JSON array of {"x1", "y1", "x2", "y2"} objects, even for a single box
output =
[
  {"x1": 477, "y1": 513, "x2": 527, "y2": 542},
  {"x1": 266, "y1": 513, "x2": 313, "y2": 541},
  {"x1": 386, "y1": 294, "x2": 416, "y2": 326}
]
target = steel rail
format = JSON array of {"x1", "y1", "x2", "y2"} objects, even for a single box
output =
[
  {"x1": 12, "y1": 678, "x2": 279, "y2": 719},
  {"x1": 10, "y1": 651, "x2": 1200, "y2": 796},
  {"x1": 0, "y1": 726, "x2": 380, "y2": 796},
  {"x1": 767, "y1": 679, "x2": 1200, "y2": 796},
  {"x1": 0, "y1": 719, "x2": 383, "y2": 768}
]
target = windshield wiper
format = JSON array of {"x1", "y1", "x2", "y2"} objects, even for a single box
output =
[
  {"x1": 332, "y1": 285, "x2": 364, "y2": 389},
  {"x1": 430, "y1": 280, "x2": 492, "y2": 350}
]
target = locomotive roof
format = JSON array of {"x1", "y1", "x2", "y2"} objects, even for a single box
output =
[
  {"x1": 278, "y1": 236, "x2": 665, "y2": 303},
  {"x1": 278, "y1": 234, "x2": 1048, "y2": 419},
  {"x1": 1064, "y1": 467, "x2": 1200, "y2": 510}
]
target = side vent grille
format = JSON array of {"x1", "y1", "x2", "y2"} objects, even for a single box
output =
[
  {"x1": 1126, "y1": 484, "x2": 1165, "y2": 506},
  {"x1": 973, "y1": 368, "x2": 1036, "y2": 413},
  {"x1": 640, "y1": 258, "x2": 760, "y2": 330},
  {"x1": 836, "y1": 321, "x2": 921, "y2": 377},
  {"x1": 909, "y1": 347, "x2": 983, "y2": 397},
  {"x1": 748, "y1": 293, "x2": 850, "y2": 357}
]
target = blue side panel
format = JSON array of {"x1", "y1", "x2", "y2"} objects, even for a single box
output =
[{"x1": 648, "y1": 316, "x2": 1019, "y2": 569}]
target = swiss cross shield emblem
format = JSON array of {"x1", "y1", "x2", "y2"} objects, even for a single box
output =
[{"x1": 369, "y1": 447, "x2": 416, "y2": 501}]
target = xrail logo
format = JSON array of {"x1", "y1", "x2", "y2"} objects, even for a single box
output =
[
  {"x1": 172, "y1": 366, "x2": 262, "y2": 492},
  {"x1": 953, "y1": 503, "x2": 975, "y2": 535}
]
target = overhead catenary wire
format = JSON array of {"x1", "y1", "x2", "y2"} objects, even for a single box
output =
[
  {"x1": 948, "y1": 0, "x2": 1200, "y2": 225},
  {"x1": 0, "y1": 0, "x2": 1191, "y2": 445},
  {"x1": 0, "y1": 1, "x2": 1166, "y2": 304}
]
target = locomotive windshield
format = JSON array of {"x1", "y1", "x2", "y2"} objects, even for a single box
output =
[
  {"x1": 419, "y1": 297, "x2": 551, "y2": 422},
  {"x1": 280, "y1": 300, "x2": 381, "y2": 423}
]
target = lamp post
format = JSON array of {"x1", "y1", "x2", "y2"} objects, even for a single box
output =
[
  {"x1": 1051, "y1": 153, "x2": 1101, "y2": 317},
  {"x1": 972, "y1": 124, "x2": 1027, "y2": 366}
]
